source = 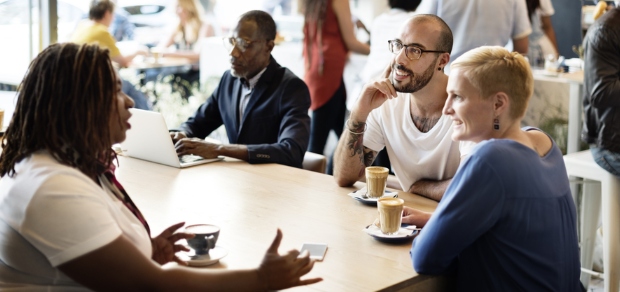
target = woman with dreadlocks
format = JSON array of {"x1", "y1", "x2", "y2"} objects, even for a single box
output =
[
  {"x1": 302, "y1": 0, "x2": 370, "y2": 174},
  {"x1": 0, "y1": 43, "x2": 320, "y2": 290}
]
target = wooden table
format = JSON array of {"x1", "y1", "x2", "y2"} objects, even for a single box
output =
[{"x1": 114, "y1": 156, "x2": 451, "y2": 291}]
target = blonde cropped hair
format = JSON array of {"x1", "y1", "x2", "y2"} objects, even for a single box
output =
[{"x1": 451, "y1": 46, "x2": 533, "y2": 119}]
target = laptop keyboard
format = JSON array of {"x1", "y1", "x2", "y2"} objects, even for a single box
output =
[{"x1": 179, "y1": 155, "x2": 204, "y2": 163}]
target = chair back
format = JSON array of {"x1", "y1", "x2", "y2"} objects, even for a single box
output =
[{"x1": 302, "y1": 152, "x2": 326, "y2": 173}]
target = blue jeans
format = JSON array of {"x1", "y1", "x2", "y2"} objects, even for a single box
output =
[{"x1": 591, "y1": 147, "x2": 620, "y2": 176}]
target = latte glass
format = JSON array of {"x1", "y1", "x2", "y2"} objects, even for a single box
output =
[
  {"x1": 365, "y1": 166, "x2": 389, "y2": 198},
  {"x1": 377, "y1": 197, "x2": 404, "y2": 235}
]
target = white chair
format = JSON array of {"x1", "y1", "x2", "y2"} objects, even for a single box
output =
[
  {"x1": 199, "y1": 36, "x2": 229, "y2": 88},
  {"x1": 564, "y1": 150, "x2": 620, "y2": 292},
  {"x1": 302, "y1": 152, "x2": 326, "y2": 174}
]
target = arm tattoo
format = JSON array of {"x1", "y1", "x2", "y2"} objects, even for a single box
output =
[
  {"x1": 346, "y1": 120, "x2": 367, "y2": 161},
  {"x1": 412, "y1": 116, "x2": 441, "y2": 133},
  {"x1": 357, "y1": 147, "x2": 378, "y2": 177},
  {"x1": 363, "y1": 147, "x2": 378, "y2": 166},
  {"x1": 346, "y1": 131, "x2": 365, "y2": 162},
  {"x1": 345, "y1": 120, "x2": 378, "y2": 166}
]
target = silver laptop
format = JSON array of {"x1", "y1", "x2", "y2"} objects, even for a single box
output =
[{"x1": 121, "y1": 109, "x2": 223, "y2": 168}]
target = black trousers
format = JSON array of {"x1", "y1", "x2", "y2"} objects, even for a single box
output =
[{"x1": 308, "y1": 79, "x2": 346, "y2": 174}]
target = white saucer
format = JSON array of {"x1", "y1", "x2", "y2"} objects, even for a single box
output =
[
  {"x1": 363, "y1": 224, "x2": 419, "y2": 243},
  {"x1": 177, "y1": 246, "x2": 228, "y2": 266},
  {"x1": 347, "y1": 187, "x2": 398, "y2": 205}
]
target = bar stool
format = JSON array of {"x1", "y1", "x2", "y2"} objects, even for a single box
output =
[{"x1": 564, "y1": 150, "x2": 620, "y2": 292}]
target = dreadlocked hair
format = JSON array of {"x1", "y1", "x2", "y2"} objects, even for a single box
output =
[{"x1": 0, "y1": 43, "x2": 118, "y2": 180}]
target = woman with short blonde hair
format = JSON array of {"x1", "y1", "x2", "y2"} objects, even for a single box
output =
[
  {"x1": 449, "y1": 46, "x2": 533, "y2": 119},
  {"x1": 406, "y1": 46, "x2": 581, "y2": 291}
]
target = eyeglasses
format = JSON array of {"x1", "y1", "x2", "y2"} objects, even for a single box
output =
[
  {"x1": 388, "y1": 40, "x2": 447, "y2": 60},
  {"x1": 223, "y1": 37, "x2": 256, "y2": 53}
]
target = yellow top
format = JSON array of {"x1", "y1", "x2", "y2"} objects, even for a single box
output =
[{"x1": 70, "y1": 22, "x2": 120, "y2": 58}]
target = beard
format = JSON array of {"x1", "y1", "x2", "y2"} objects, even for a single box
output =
[{"x1": 392, "y1": 59, "x2": 438, "y2": 93}]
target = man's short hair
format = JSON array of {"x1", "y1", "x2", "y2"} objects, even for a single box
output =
[
  {"x1": 89, "y1": 0, "x2": 115, "y2": 21},
  {"x1": 410, "y1": 14, "x2": 453, "y2": 54},
  {"x1": 451, "y1": 46, "x2": 533, "y2": 119},
  {"x1": 389, "y1": 0, "x2": 421, "y2": 12},
  {"x1": 239, "y1": 10, "x2": 276, "y2": 41}
]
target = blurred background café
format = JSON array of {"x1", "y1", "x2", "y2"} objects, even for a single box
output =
[{"x1": 0, "y1": 0, "x2": 598, "y2": 152}]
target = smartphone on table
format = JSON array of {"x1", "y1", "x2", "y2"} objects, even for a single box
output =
[{"x1": 299, "y1": 243, "x2": 328, "y2": 261}]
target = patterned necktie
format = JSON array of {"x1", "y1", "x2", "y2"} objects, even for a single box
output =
[{"x1": 102, "y1": 166, "x2": 151, "y2": 236}]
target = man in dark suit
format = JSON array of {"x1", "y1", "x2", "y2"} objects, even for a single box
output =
[{"x1": 171, "y1": 10, "x2": 311, "y2": 168}]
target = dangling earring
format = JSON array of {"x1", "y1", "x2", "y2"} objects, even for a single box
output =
[{"x1": 493, "y1": 118, "x2": 500, "y2": 130}]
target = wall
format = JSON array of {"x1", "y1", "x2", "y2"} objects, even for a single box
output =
[{"x1": 550, "y1": 0, "x2": 583, "y2": 58}]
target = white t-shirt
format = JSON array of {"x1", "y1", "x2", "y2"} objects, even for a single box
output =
[
  {"x1": 364, "y1": 93, "x2": 461, "y2": 191},
  {"x1": 0, "y1": 151, "x2": 152, "y2": 290}
]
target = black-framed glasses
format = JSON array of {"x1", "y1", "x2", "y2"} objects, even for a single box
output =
[
  {"x1": 223, "y1": 37, "x2": 256, "y2": 53},
  {"x1": 388, "y1": 40, "x2": 447, "y2": 60}
]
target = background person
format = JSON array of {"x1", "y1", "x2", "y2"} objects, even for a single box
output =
[
  {"x1": 109, "y1": 0, "x2": 135, "y2": 42},
  {"x1": 155, "y1": 0, "x2": 218, "y2": 99},
  {"x1": 301, "y1": 0, "x2": 370, "y2": 174},
  {"x1": 582, "y1": 5, "x2": 620, "y2": 176},
  {"x1": 158, "y1": 0, "x2": 216, "y2": 60},
  {"x1": 525, "y1": 0, "x2": 559, "y2": 67},
  {"x1": 581, "y1": 3, "x2": 620, "y2": 281},
  {"x1": 0, "y1": 42, "x2": 321, "y2": 290},
  {"x1": 71, "y1": 0, "x2": 151, "y2": 110},
  {"x1": 416, "y1": 0, "x2": 531, "y2": 72},
  {"x1": 409, "y1": 46, "x2": 581, "y2": 290}
]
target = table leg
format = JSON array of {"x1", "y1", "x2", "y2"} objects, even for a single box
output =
[{"x1": 567, "y1": 82, "x2": 583, "y2": 154}]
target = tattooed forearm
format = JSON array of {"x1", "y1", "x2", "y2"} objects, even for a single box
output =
[
  {"x1": 345, "y1": 120, "x2": 367, "y2": 163},
  {"x1": 346, "y1": 132, "x2": 364, "y2": 161},
  {"x1": 348, "y1": 120, "x2": 366, "y2": 133}
]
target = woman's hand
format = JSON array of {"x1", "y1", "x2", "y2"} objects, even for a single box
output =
[
  {"x1": 257, "y1": 229, "x2": 323, "y2": 290},
  {"x1": 402, "y1": 206, "x2": 432, "y2": 228},
  {"x1": 151, "y1": 222, "x2": 194, "y2": 265}
]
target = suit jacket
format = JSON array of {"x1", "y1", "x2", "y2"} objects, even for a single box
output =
[{"x1": 180, "y1": 56, "x2": 311, "y2": 168}]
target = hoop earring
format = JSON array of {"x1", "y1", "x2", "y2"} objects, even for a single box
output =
[{"x1": 493, "y1": 118, "x2": 500, "y2": 130}]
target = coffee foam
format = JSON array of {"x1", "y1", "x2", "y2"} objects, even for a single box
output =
[
  {"x1": 366, "y1": 167, "x2": 389, "y2": 178},
  {"x1": 379, "y1": 200, "x2": 402, "y2": 207}
]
